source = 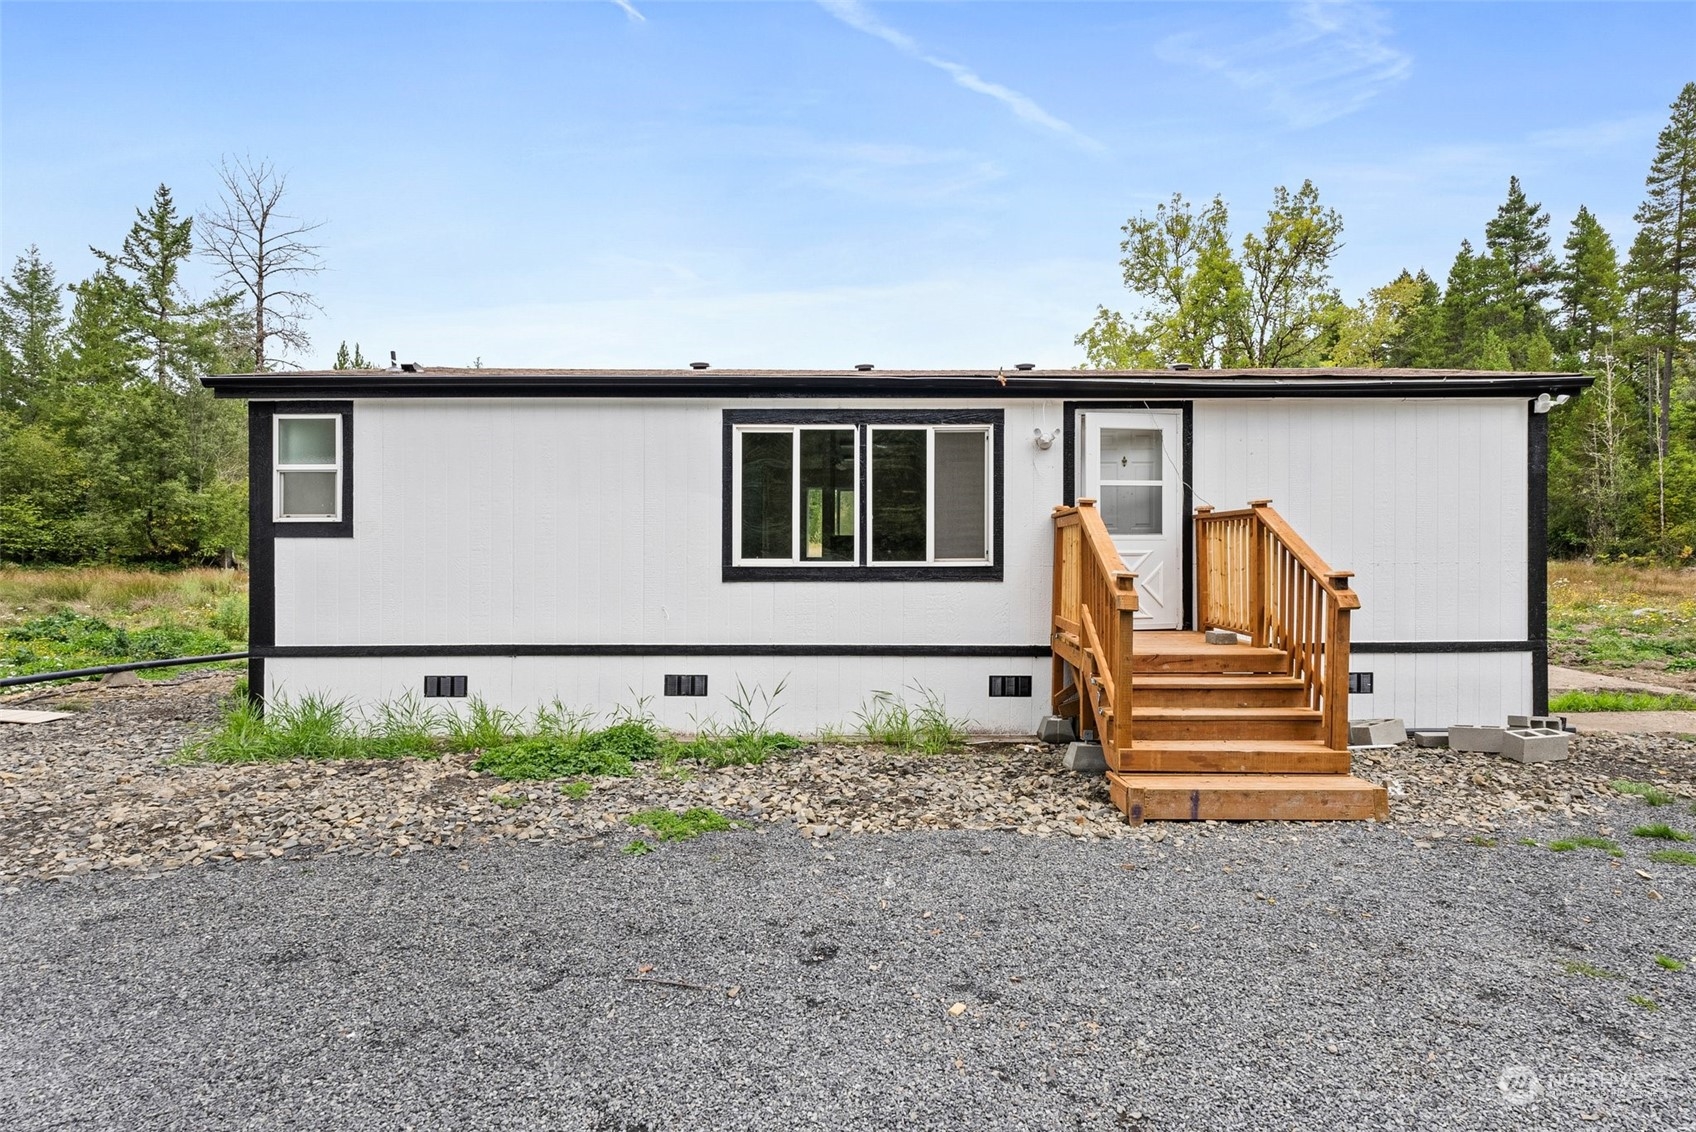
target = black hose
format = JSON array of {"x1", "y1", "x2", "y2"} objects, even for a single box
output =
[{"x1": 0, "y1": 653, "x2": 250, "y2": 689}]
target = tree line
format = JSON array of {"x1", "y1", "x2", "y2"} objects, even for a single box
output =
[
  {"x1": 2, "y1": 86, "x2": 1693, "y2": 565},
  {"x1": 1080, "y1": 82, "x2": 1696, "y2": 559}
]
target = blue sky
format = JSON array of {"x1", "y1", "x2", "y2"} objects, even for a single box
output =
[{"x1": 3, "y1": 1, "x2": 1692, "y2": 369}]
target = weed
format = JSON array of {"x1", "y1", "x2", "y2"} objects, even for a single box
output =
[
  {"x1": 1547, "y1": 562, "x2": 1696, "y2": 675},
  {"x1": 473, "y1": 734, "x2": 635, "y2": 781},
  {"x1": 815, "y1": 722, "x2": 850, "y2": 744},
  {"x1": 1549, "y1": 690, "x2": 1696, "y2": 712},
  {"x1": 1464, "y1": 835, "x2": 1498, "y2": 847},
  {"x1": 1561, "y1": 959, "x2": 1620, "y2": 979},
  {"x1": 360, "y1": 693, "x2": 443, "y2": 758},
  {"x1": 188, "y1": 693, "x2": 363, "y2": 763},
  {"x1": 856, "y1": 684, "x2": 971, "y2": 753},
  {"x1": 913, "y1": 685, "x2": 971, "y2": 754},
  {"x1": 856, "y1": 690, "x2": 916, "y2": 751},
  {"x1": 1653, "y1": 954, "x2": 1687, "y2": 972},
  {"x1": 1627, "y1": 994, "x2": 1660, "y2": 1011},
  {"x1": 1547, "y1": 836, "x2": 1624, "y2": 857},
  {"x1": 490, "y1": 794, "x2": 526, "y2": 809},
  {"x1": 625, "y1": 807, "x2": 735, "y2": 842},
  {"x1": 1517, "y1": 837, "x2": 1540, "y2": 847},
  {"x1": 670, "y1": 679, "x2": 802, "y2": 767},
  {"x1": 560, "y1": 780, "x2": 592, "y2": 799},
  {"x1": 623, "y1": 839, "x2": 653, "y2": 856},
  {"x1": 1612, "y1": 779, "x2": 1677, "y2": 806},
  {"x1": 442, "y1": 698, "x2": 520, "y2": 753},
  {"x1": 1648, "y1": 849, "x2": 1696, "y2": 866},
  {"x1": 1632, "y1": 824, "x2": 1694, "y2": 842}
]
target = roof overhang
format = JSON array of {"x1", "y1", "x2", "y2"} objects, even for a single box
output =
[{"x1": 201, "y1": 368, "x2": 1596, "y2": 401}]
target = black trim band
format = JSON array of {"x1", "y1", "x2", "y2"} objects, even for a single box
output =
[
  {"x1": 1528, "y1": 405, "x2": 1549, "y2": 714},
  {"x1": 258, "y1": 644, "x2": 1052, "y2": 659}
]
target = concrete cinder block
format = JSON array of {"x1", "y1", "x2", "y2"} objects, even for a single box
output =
[
  {"x1": 1203, "y1": 629, "x2": 1240, "y2": 645},
  {"x1": 1448, "y1": 724, "x2": 1506, "y2": 754},
  {"x1": 1500, "y1": 728, "x2": 1570, "y2": 764},
  {"x1": 1036, "y1": 716, "x2": 1076, "y2": 745},
  {"x1": 1509, "y1": 714, "x2": 1564, "y2": 731},
  {"x1": 1412, "y1": 731, "x2": 1449, "y2": 748},
  {"x1": 1063, "y1": 742, "x2": 1106, "y2": 774},
  {"x1": 1349, "y1": 718, "x2": 1407, "y2": 746}
]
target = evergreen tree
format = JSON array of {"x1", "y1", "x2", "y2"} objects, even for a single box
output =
[
  {"x1": 0, "y1": 246, "x2": 67, "y2": 418},
  {"x1": 1437, "y1": 240, "x2": 1488, "y2": 364},
  {"x1": 1483, "y1": 176, "x2": 1558, "y2": 343},
  {"x1": 1556, "y1": 206, "x2": 1624, "y2": 360}
]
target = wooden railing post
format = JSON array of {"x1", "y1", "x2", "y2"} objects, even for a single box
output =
[
  {"x1": 1248, "y1": 500, "x2": 1272, "y2": 647},
  {"x1": 1325, "y1": 571, "x2": 1355, "y2": 750},
  {"x1": 1193, "y1": 505, "x2": 1214, "y2": 630}
]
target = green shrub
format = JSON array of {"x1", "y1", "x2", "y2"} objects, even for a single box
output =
[{"x1": 625, "y1": 807, "x2": 734, "y2": 841}]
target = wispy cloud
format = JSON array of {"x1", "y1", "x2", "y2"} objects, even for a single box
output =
[
  {"x1": 1157, "y1": 1, "x2": 1411, "y2": 129},
  {"x1": 817, "y1": 0, "x2": 1104, "y2": 153},
  {"x1": 611, "y1": 0, "x2": 645, "y2": 23}
]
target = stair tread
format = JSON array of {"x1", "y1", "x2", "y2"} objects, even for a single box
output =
[
  {"x1": 1136, "y1": 706, "x2": 1320, "y2": 719},
  {"x1": 1134, "y1": 674, "x2": 1303, "y2": 687},
  {"x1": 1108, "y1": 771, "x2": 1380, "y2": 786},
  {"x1": 1129, "y1": 738, "x2": 1341, "y2": 751}
]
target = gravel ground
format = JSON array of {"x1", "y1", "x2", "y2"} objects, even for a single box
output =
[{"x1": 3, "y1": 676, "x2": 1695, "y2": 1131}]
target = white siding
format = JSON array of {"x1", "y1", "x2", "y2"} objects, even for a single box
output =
[
  {"x1": 1190, "y1": 398, "x2": 1528, "y2": 642},
  {"x1": 263, "y1": 655, "x2": 1050, "y2": 736},
  {"x1": 1346, "y1": 652, "x2": 1533, "y2": 731},
  {"x1": 274, "y1": 398, "x2": 1067, "y2": 649}
]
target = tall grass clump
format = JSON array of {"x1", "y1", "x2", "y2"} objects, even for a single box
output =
[
  {"x1": 855, "y1": 684, "x2": 970, "y2": 753},
  {"x1": 442, "y1": 697, "x2": 521, "y2": 753},
  {"x1": 189, "y1": 693, "x2": 363, "y2": 763},
  {"x1": 1550, "y1": 690, "x2": 1696, "y2": 713},
  {"x1": 674, "y1": 678, "x2": 802, "y2": 767}
]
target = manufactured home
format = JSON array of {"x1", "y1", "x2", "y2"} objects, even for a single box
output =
[{"x1": 205, "y1": 365, "x2": 1591, "y2": 821}]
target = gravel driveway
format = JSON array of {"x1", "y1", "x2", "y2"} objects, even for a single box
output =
[
  {"x1": 3, "y1": 814, "x2": 1694, "y2": 1131},
  {"x1": 3, "y1": 677, "x2": 1695, "y2": 1131}
]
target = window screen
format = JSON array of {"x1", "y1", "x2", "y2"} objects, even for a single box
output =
[{"x1": 933, "y1": 430, "x2": 987, "y2": 559}]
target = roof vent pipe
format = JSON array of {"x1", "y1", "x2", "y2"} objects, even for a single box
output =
[
  {"x1": 1166, "y1": 362, "x2": 1193, "y2": 371},
  {"x1": 1014, "y1": 362, "x2": 1035, "y2": 371},
  {"x1": 689, "y1": 361, "x2": 710, "y2": 370},
  {"x1": 389, "y1": 350, "x2": 399, "y2": 372},
  {"x1": 855, "y1": 363, "x2": 874, "y2": 372}
]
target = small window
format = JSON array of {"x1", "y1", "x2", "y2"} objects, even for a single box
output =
[{"x1": 275, "y1": 415, "x2": 341, "y2": 521}]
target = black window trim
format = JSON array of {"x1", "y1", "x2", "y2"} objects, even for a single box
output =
[
  {"x1": 253, "y1": 400, "x2": 353, "y2": 539},
  {"x1": 722, "y1": 408, "x2": 1004, "y2": 582}
]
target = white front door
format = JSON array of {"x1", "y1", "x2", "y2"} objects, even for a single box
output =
[{"x1": 1079, "y1": 410, "x2": 1184, "y2": 629}]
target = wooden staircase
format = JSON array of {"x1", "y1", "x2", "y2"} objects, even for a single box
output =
[{"x1": 1051, "y1": 500, "x2": 1388, "y2": 824}]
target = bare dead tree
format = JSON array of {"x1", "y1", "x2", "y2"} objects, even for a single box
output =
[{"x1": 198, "y1": 156, "x2": 324, "y2": 371}]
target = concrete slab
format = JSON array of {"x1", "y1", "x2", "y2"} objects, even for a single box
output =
[
  {"x1": 0, "y1": 709, "x2": 75, "y2": 725},
  {"x1": 1448, "y1": 725, "x2": 1506, "y2": 754},
  {"x1": 1562, "y1": 711, "x2": 1696, "y2": 736}
]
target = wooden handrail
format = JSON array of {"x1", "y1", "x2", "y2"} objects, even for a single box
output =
[
  {"x1": 1195, "y1": 500, "x2": 1358, "y2": 750},
  {"x1": 1051, "y1": 500, "x2": 1137, "y2": 765}
]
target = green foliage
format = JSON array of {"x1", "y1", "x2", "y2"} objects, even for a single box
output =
[
  {"x1": 624, "y1": 807, "x2": 734, "y2": 842},
  {"x1": 1627, "y1": 994, "x2": 1660, "y2": 1011},
  {"x1": 623, "y1": 839, "x2": 653, "y2": 856},
  {"x1": 1653, "y1": 954, "x2": 1687, "y2": 971},
  {"x1": 1561, "y1": 959, "x2": 1620, "y2": 979},
  {"x1": 1632, "y1": 824, "x2": 1693, "y2": 841},
  {"x1": 855, "y1": 685, "x2": 971, "y2": 754},
  {"x1": 672, "y1": 678, "x2": 803, "y2": 767},
  {"x1": 0, "y1": 607, "x2": 240, "y2": 682},
  {"x1": 470, "y1": 710, "x2": 666, "y2": 781},
  {"x1": 442, "y1": 697, "x2": 521, "y2": 753},
  {"x1": 1546, "y1": 835, "x2": 1623, "y2": 857},
  {"x1": 1613, "y1": 779, "x2": 1677, "y2": 806},
  {"x1": 1550, "y1": 690, "x2": 1696, "y2": 712},
  {"x1": 560, "y1": 780, "x2": 593, "y2": 800},
  {"x1": 187, "y1": 693, "x2": 368, "y2": 763},
  {"x1": 490, "y1": 794, "x2": 526, "y2": 810},
  {"x1": 1648, "y1": 848, "x2": 1696, "y2": 866}
]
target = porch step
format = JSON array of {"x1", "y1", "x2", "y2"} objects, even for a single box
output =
[
  {"x1": 1110, "y1": 739, "x2": 1351, "y2": 775},
  {"x1": 1131, "y1": 706, "x2": 1323, "y2": 742},
  {"x1": 1106, "y1": 771, "x2": 1389, "y2": 824},
  {"x1": 1131, "y1": 673, "x2": 1307, "y2": 708},
  {"x1": 1131, "y1": 643, "x2": 1288, "y2": 675}
]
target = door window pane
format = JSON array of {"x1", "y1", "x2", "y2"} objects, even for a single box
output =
[
  {"x1": 800, "y1": 429, "x2": 855, "y2": 561},
  {"x1": 871, "y1": 429, "x2": 927, "y2": 561},
  {"x1": 1101, "y1": 485, "x2": 1162, "y2": 536},
  {"x1": 280, "y1": 471, "x2": 338, "y2": 518},
  {"x1": 1100, "y1": 428, "x2": 1160, "y2": 481},
  {"x1": 933, "y1": 430, "x2": 987, "y2": 559},
  {"x1": 740, "y1": 432, "x2": 793, "y2": 559},
  {"x1": 279, "y1": 417, "x2": 337, "y2": 465}
]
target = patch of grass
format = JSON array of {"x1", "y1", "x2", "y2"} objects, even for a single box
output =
[
  {"x1": 471, "y1": 712, "x2": 667, "y2": 781},
  {"x1": 669, "y1": 679, "x2": 803, "y2": 768},
  {"x1": 625, "y1": 807, "x2": 735, "y2": 842},
  {"x1": 1561, "y1": 959, "x2": 1620, "y2": 979},
  {"x1": 1647, "y1": 848, "x2": 1696, "y2": 866},
  {"x1": 560, "y1": 780, "x2": 592, "y2": 800},
  {"x1": 490, "y1": 793, "x2": 526, "y2": 809},
  {"x1": 1613, "y1": 779, "x2": 1677, "y2": 806},
  {"x1": 442, "y1": 697, "x2": 521, "y2": 753},
  {"x1": 1627, "y1": 994, "x2": 1660, "y2": 1011},
  {"x1": 623, "y1": 838, "x2": 653, "y2": 856},
  {"x1": 1464, "y1": 835, "x2": 1498, "y2": 847},
  {"x1": 855, "y1": 684, "x2": 972, "y2": 754},
  {"x1": 1632, "y1": 824, "x2": 1694, "y2": 842},
  {"x1": 187, "y1": 693, "x2": 365, "y2": 763},
  {"x1": 1517, "y1": 837, "x2": 1540, "y2": 847},
  {"x1": 1547, "y1": 835, "x2": 1624, "y2": 858},
  {"x1": 1548, "y1": 562, "x2": 1696, "y2": 674},
  {"x1": 1550, "y1": 690, "x2": 1696, "y2": 712},
  {"x1": 360, "y1": 693, "x2": 443, "y2": 758},
  {"x1": 1653, "y1": 954, "x2": 1687, "y2": 972}
]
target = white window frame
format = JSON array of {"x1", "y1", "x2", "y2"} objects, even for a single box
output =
[
  {"x1": 273, "y1": 414, "x2": 343, "y2": 523},
  {"x1": 731, "y1": 425, "x2": 860, "y2": 567},
  {"x1": 867, "y1": 424, "x2": 993, "y2": 567}
]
